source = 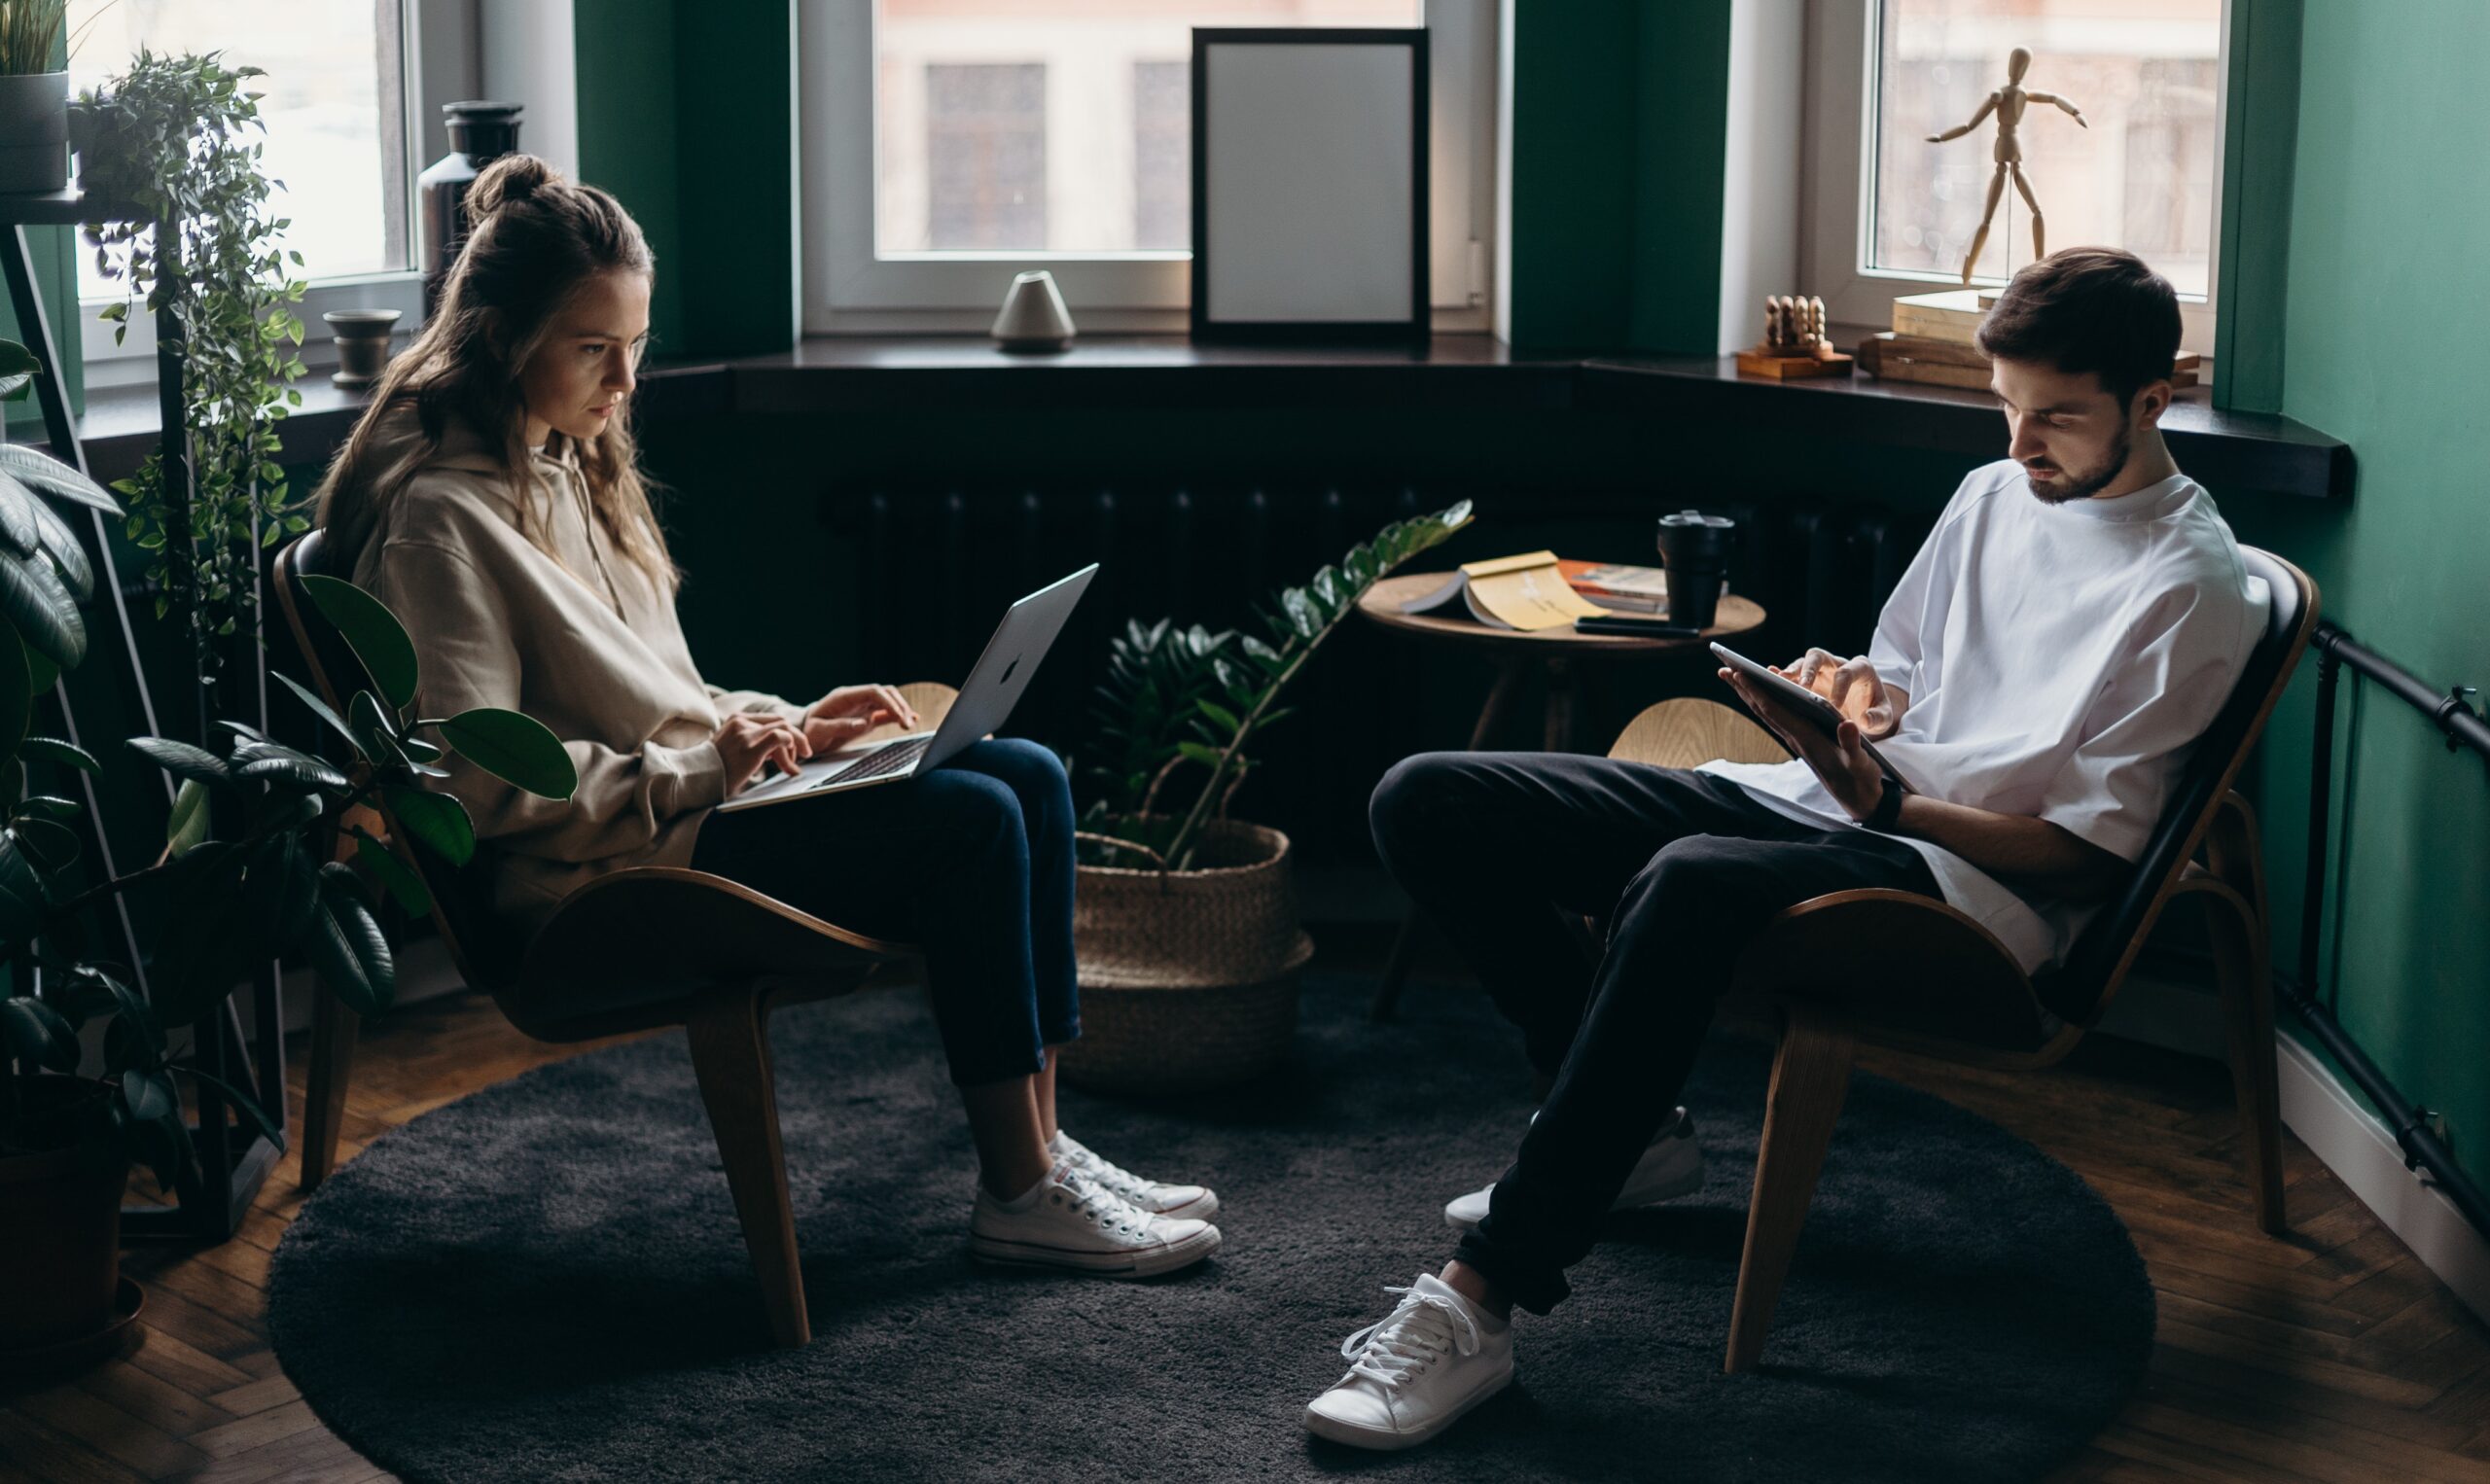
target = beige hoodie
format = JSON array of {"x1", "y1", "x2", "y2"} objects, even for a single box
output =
[{"x1": 346, "y1": 417, "x2": 800, "y2": 936}]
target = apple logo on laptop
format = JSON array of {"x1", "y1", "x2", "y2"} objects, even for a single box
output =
[{"x1": 1000, "y1": 656, "x2": 1017, "y2": 686}]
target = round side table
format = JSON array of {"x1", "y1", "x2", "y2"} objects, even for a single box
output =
[{"x1": 1355, "y1": 571, "x2": 1767, "y2": 1020}]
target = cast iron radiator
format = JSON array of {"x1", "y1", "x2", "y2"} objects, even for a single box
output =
[{"x1": 823, "y1": 483, "x2": 1934, "y2": 871}]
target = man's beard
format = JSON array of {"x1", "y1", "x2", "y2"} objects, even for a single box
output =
[{"x1": 2026, "y1": 415, "x2": 2133, "y2": 505}]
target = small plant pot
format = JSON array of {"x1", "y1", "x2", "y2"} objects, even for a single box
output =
[
  {"x1": 0, "y1": 71, "x2": 70, "y2": 194},
  {"x1": 1060, "y1": 820, "x2": 1313, "y2": 1095},
  {"x1": 325, "y1": 309, "x2": 403, "y2": 389},
  {"x1": 0, "y1": 1077, "x2": 132, "y2": 1379}
]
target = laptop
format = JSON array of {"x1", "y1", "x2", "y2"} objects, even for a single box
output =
[{"x1": 715, "y1": 563, "x2": 1099, "y2": 813}]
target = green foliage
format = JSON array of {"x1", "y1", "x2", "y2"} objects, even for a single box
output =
[
  {"x1": 0, "y1": 432, "x2": 578, "y2": 1191},
  {"x1": 73, "y1": 49, "x2": 311, "y2": 691},
  {"x1": 1078, "y1": 502, "x2": 1473, "y2": 871},
  {"x1": 0, "y1": 0, "x2": 63, "y2": 77}
]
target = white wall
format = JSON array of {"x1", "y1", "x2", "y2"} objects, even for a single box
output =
[{"x1": 1716, "y1": 0, "x2": 1804, "y2": 354}]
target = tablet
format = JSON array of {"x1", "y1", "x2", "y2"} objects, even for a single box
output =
[{"x1": 1709, "y1": 642, "x2": 1910, "y2": 793}]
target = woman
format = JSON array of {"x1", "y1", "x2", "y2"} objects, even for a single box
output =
[{"x1": 313, "y1": 154, "x2": 1218, "y2": 1278}]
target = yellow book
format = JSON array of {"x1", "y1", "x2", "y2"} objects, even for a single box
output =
[{"x1": 1401, "y1": 549, "x2": 1612, "y2": 630}]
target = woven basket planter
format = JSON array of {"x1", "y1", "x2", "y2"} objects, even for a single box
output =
[{"x1": 1059, "y1": 819, "x2": 1314, "y2": 1095}]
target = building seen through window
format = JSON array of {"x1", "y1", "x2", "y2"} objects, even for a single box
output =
[
  {"x1": 876, "y1": 0, "x2": 1418, "y2": 256},
  {"x1": 1872, "y1": 0, "x2": 2221, "y2": 297}
]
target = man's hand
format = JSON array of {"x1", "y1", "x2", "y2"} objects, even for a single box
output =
[
  {"x1": 1787, "y1": 648, "x2": 1903, "y2": 739},
  {"x1": 800, "y1": 684, "x2": 921, "y2": 754},
  {"x1": 1721, "y1": 665, "x2": 1890, "y2": 823}
]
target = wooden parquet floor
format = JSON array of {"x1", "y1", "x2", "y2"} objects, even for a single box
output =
[{"x1": 4, "y1": 952, "x2": 2487, "y2": 1483}]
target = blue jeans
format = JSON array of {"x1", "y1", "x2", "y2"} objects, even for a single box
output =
[{"x1": 688, "y1": 737, "x2": 1080, "y2": 1087}]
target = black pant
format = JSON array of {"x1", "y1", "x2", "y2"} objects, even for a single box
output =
[
  {"x1": 1369, "y1": 754, "x2": 1939, "y2": 1314},
  {"x1": 689, "y1": 738, "x2": 1079, "y2": 1087}
]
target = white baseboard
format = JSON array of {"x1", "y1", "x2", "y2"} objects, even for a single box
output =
[{"x1": 2277, "y1": 1030, "x2": 2490, "y2": 1326}]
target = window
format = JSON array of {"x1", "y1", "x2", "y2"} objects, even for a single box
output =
[
  {"x1": 1132, "y1": 61, "x2": 1190, "y2": 251},
  {"x1": 66, "y1": 0, "x2": 430, "y2": 376},
  {"x1": 920, "y1": 63, "x2": 1049, "y2": 251},
  {"x1": 1805, "y1": 0, "x2": 2224, "y2": 351},
  {"x1": 803, "y1": 0, "x2": 1499, "y2": 332}
]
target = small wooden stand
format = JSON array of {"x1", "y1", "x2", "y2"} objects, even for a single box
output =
[{"x1": 1735, "y1": 345, "x2": 1854, "y2": 380}]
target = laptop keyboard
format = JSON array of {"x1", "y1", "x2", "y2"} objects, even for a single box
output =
[{"x1": 826, "y1": 733, "x2": 931, "y2": 786}]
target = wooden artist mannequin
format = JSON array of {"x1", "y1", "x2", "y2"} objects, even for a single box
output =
[{"x1": 1925, "y1": 47, "x2": 2088, "y2": 284}]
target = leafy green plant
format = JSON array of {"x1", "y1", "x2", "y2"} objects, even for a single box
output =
[
  {"x1": 1079, "y1": 501, "x2": 1472, "y2": 871},
  {"x1": 73, "y1": 48, "x2": 309, "y2": 695},
  {"x1": 0, "y1": 0, "x2": 63, "y2": 76},
  {"x1": 0, "y1": 423, "x2": 577, "y2": 1194}
]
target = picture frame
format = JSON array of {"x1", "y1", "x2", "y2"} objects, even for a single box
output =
[{"x1": 1189, "y1": 27, "x2": 1430, "y2": 342}]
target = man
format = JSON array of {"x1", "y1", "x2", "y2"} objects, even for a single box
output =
[{"x1": 1303, "y1": 247, "x2": 2268, "y2": 1451}]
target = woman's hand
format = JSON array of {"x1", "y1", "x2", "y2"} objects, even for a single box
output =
[
  {"x1": 800, "y1": 684, "x2": 921, "y2": 754},
  {"x1": 1785, "y1": 648, "x2": 1903, "y2": 739},
  {"x1": 714, "y1": 712, "x2": 812, "y2": 795}
]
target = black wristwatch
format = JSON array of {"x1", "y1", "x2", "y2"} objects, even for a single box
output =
[{"x1": 1863, "y1": 780, "x2": 1905, "y2": 832}]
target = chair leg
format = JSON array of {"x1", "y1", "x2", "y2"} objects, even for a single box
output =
[
  {"x1": 2203, "y1": 794, "x2": 2288, "y2": 1236},
  {"x1": 685, "y1": 984, "x2": 811, "y2": 1348},
  {"x1": 2205, "y1": 893, "x2": 2288, "y2": 1235},
  {"x1": 1725, "y1": 998, "x2": 1857, "y2": 1375},
  {"x1": 300, "y1": 989, "x2": 359, "y2": 1190}
]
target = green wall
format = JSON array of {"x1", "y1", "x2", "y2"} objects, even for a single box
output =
[
  {"x1": 575, "y1": 0, "x2": 799, "y2": 359},
  {"x1": 1505, "y1": 1, "x2": 1733, "y2": 353},
  {"x1": 2216, "y1": 0, "x2": 2490, "y2": 1184}
]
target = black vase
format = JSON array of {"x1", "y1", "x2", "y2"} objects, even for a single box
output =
[{"x1": 417, "y1": 101, "x2": 523, "y2": 317}]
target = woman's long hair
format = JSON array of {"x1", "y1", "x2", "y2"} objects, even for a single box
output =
[{"x1": 312, "y1": 154, "x2": 679, "y2": 596}]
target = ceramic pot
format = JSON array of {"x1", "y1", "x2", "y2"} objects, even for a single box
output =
[{"x1": 0, "y1": 72, "x2": 70, "y2": 194}]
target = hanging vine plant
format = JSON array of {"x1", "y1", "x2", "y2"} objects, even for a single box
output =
[{"x1": 73, "y1": 48, "x2": 310, "y2": 692}]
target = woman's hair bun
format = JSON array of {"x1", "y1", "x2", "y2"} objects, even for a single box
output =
[{"x1": 465, "y1": 154, "x2": 559, "y2": 220}]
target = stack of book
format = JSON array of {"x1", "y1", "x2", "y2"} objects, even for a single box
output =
[
  {"x1": 1855, "y1": 289, "x2": 2200, "y2": 392},
  {"x1": 1558, "y1": 559, "x2": 1669, "y2": 614}
]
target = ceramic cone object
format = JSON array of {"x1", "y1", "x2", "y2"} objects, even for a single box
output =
[{"x1": 991, "y1": 270, "x2": 1075, "y2": 352}]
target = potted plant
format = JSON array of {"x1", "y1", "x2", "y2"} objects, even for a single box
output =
[
  {"x1": 0, "y1": 400, "x2": 579, "y2": 1381},
  {"x1": 0, "y1": 0, "x2": 74, "y2": 193},
  {"x1": 1061, "y1": 501, "x2": 1472, "y2": 1093},
  {"x1": 73, "y1": 47, "x2": 309, "y2": 695}
]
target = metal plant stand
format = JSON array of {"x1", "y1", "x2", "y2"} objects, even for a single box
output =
[{"x1": 0, "y1": 189, "x2": 286, "y2": 1243}]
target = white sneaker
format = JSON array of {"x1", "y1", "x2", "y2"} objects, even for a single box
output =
[
  {"x1": 1049, "y1": 1130, "x2": 1219, "y2": 1220},
  {"x1": 1303, "y1": 1273, "x2": 1514, "y2": 1450},
  {"x1": 968, "y1": 1159, "x2": 1221, "y2": 1278},
  {"x1": 1444, "y1": 1106, "x2": 1703, "y2": 1233}
]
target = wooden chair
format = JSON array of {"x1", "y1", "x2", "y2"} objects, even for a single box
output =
[
  {"x1": 1599, "y1": 548, "x2": 2317, "y2": 1373},
  {"x1": 271, "y1": 528, "x2": 953, "y2": 1349}
]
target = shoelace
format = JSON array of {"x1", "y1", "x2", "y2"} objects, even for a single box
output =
[
  {"x1": 1057, "y1": 1136, "x2": 1163, "y2": 1204},
  {"x1": 1339, "y1": 1283, "x2": 1481, "y2": 1389},
  {"x1": 1049, "y1": 1161, "x2": 1153, "y2": 1239}
]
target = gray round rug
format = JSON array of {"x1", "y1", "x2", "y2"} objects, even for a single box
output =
[{"x1": 269, "y1": 972, "x2": 2152, "y2": 1483}]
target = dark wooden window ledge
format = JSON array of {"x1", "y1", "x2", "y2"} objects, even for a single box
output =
[{"x1": 61, "y1": 335, "x2": 2351, "y2": 500}]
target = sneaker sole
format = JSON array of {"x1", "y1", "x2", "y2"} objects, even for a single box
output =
[
  {"x1": 967, "y1": 1223, "x2": 1221, "y2": 1278},
  {"x1": 1442, "y1": 1159, "x2": 1705, "y2": 1234},
  {"x1": 1301, "y1": 1364, "x2": 1513, "y2": 1451}
]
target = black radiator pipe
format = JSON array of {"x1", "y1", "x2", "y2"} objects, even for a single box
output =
[{"x1": 2284, "y1": 620, "x2": 2490, "y2": 1240}]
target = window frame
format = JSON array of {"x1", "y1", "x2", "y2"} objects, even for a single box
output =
[
  {"x1": 1800, "y1": 0, "x2": 2224, "y2": 354},
  {"x1": 800, "y1": 0, "x2": 1498, "y2": 335},
  {"x1": 77, "y1": 0, "x2": 439, "y2": 385}
]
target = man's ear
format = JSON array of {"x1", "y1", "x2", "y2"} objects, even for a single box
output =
[{"x1": 2131, "y1": 377, "x2": 2174, "y2": 430}]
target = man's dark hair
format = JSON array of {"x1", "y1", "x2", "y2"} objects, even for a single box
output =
[{"x1": 1975, "y1": 247, "x2": 2182, "y2": 408}]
